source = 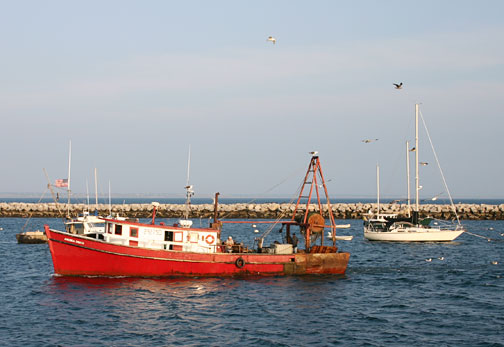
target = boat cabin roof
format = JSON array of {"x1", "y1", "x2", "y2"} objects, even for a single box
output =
[{"x1": 102, "y1": 218, "x2": 217, "y2": 233}]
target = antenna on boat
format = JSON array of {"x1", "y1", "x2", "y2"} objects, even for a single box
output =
[{"x1": 183, "y1": 145, "x2": 194, "y2": 220}]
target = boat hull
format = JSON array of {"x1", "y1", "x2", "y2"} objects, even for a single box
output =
[
  {"x1": 364, "y1": 228, "x2": 465, "y2": 242},
  {"x1": 45, "y1": 226, "x2": 349, "y2": 277},
  {"x1": 16, "y1": 231, "x2": 48, "y2": 244}
]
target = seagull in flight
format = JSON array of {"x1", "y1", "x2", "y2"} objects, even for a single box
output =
[
  {"x1": 309, "y1": 151, "x2": 319, "y2": 156},
  {"x1": 420, "y1": 162, "x2": 429, "y2": 166},
  {"x1": 267, "y1": 36, "x2": 276, "y2": 44},
  {"x1": 362, "y1": 139, "x2": 378, "y2": 143},
  {"x1": 393, "y1": 82, "x2": 403, "y2": 89}
]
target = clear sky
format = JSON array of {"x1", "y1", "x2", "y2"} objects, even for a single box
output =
[{"x1": 1, "y1": 1, "x2": 503, "y2": 200}]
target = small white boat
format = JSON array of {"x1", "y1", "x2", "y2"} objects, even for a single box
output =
[{"x1": 326, "y1": 232, "x2": 353, "y2": 241}]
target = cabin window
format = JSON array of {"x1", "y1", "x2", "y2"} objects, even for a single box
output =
[
  {"x1": 174, "y1": 232, "x2": 183, "y2": 242},
  {"x1": 115, "y1": 224, "x2": 122, "y2": 235},
  {"x1": 130, "y1": 227, "x2": 138, "y2": 238},
  {"x1": 107, "y1": 224, "x2": 112, "y2": 234},
  {"x1": 164, "y1": 231, "x2": 173, "y2": 242}
]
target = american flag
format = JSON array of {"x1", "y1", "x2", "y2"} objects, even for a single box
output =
[{"x1": 54, "y1": 179, "x2": 68, "y2": 188}]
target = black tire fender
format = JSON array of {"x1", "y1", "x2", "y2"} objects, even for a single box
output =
[{"x1": 235, "y1": 257, "x2": 245, "y2": 268}]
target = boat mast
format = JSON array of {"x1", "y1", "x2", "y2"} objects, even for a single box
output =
[
  {"x1": 86, "y1": 179, "x2": 90, "y2": 210},
  {"x1": 67, "y1": 140, "x2": 72, "y2": 217},
  {"x1": 94, "y1": 168, "x2": 98, "y2": 211},
  {"x1": 376, "y1": 164, "x2": 380, "y2": 218},
  {"x1": 406, "y1": 141, "x2": 411, "y2": 217},
  {"x1": 415, "y1": 104, "x2": 420, "y2": 213},
  {"x1": 108, "y1": 180, "x2": 112, "y2": 216}
]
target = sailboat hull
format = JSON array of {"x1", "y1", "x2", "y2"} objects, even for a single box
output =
[{"x1": 364, "y1": 227, "x2": 465, "y2": 242}]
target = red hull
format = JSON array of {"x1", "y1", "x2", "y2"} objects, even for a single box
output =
[{"x1": 45, "y1": 226, "x2": 349, "y2": 277}]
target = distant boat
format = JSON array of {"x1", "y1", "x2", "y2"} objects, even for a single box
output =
[
  {"x1": 44, "y1": 155, "x2": 350, "y2": 277},
  {"x1": 16, "y1": 230, "x2": 48, "y2": 244},
  {"x1": 327, "y1": 232, "x2": 353, "y2": 241},
  {"x1": 327, "y1": 224, "x2": 353, "y2": 240},
  {"x1": 364, "y1": 104, "x2": 465, "y2": 242}
]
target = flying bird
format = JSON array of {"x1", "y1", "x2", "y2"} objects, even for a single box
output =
[
  {"x1": 491, "y1": 261, "x2": 498, "y2": 265},
  {"x1": 410, "y1": 147, "x2": 416, "y2": 152},
  {"x1": 425, "y1": 258, "x2": 432, "y2": 262},
  {"x1": 420, "y1": 162, "x2": 429, "y2": 166},
  {"x1": 362, "y1": 139, "x2": 378, "y2": 143},
  {"x1": 438, "y1": 257, "x2": 445, "y2": 261},
  {"x1": 393, "y1": 82, "x2": 403, "y2": 89},
  {"x1": 267, "y1": 36, "x2": 276, "y2": 44},
  {"x1": 309, "y1": 151, "x2": 319, "y2": 156}
]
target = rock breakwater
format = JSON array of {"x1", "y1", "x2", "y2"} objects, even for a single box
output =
[{"x1": 1, "y1": 202, "x2": 503, "y2": 220}]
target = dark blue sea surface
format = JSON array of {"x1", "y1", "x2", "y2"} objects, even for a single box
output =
[{"x1": 1, "y1": 218, "x2": 503, "y2": 346}]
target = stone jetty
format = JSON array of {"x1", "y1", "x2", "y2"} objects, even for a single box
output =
[{"x1": 1, "y1": 202, "x2": 503, "y2": 220}]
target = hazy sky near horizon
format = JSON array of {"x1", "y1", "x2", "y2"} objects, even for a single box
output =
[{"x1": 1, "y1": 1, "x2": 503, "y2": 200}]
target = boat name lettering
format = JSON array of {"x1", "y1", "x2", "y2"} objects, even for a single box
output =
[
  {"x1": 64, "y1": 238, "x2": 84, "y2": 245},
  {"x1": 143, "y1": 228, "x2": 163, "y2": 236}
]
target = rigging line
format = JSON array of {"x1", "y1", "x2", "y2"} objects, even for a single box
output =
[
  {"x1": 20, "y1": 188, "x2": 49, "y2": 233},
  {"x1": 419, "y1": 110, "x2": 461, "y2": 225},
  {"x1": 465, "y1": 231, "x2": 494, "y2": 242},
  {"x1": 218, "y1": 164, "x2": 307, "y2": 220},
  {"x1": 258, "y1": 176, "x2": 307, "y2": 241}
]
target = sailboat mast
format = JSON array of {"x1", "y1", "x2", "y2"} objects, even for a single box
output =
[
  {"x1": 67, "y1": 140, "x2": 72, "y2": 217},
  {"x1": 376, "y1": 164, "x2": 380, "y2": 217},
  {"x1": 108, "y1": 181, "x2": 112, "y2": 216},
  {"x1": 94, "y1": 168, "x2": 98, "y2": 210},
  {"x1": 86, "y1": 179, "x2": 90, "y2": 208},
  {"x1": 406, "y1": 141, "x2": 411, "y2": 217},
  {"x1": 415, "y1": 104, "x2": 420, "y2": 212}
]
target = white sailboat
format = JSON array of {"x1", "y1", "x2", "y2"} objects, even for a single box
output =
[{"x1": 364, "y1": 104, "x2": 465, "y2": 242}]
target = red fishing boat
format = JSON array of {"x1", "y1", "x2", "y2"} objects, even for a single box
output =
[{"x1": 45, "y1": 155, "x2": 350, "y2": 277}]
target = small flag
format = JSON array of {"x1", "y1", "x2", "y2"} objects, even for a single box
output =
[{"x1": 55, "y1": 179, "x2": 68, "y2": 188}]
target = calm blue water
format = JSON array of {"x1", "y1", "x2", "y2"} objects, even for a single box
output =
[{"x1": 1, "y1": 217, "x2": 503, "y2": 346}]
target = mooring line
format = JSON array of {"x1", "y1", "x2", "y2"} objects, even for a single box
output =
[{"x1": 465, "y1": 231, "x2": 498, "y2": 242}]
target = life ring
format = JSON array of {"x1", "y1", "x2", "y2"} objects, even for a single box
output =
[
  {"x1": 235, "y1": 257, "x2": 245, "y2": 268},
  {"x1": 205, "y1": 234, "x2": 215, "y2": 245}
]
